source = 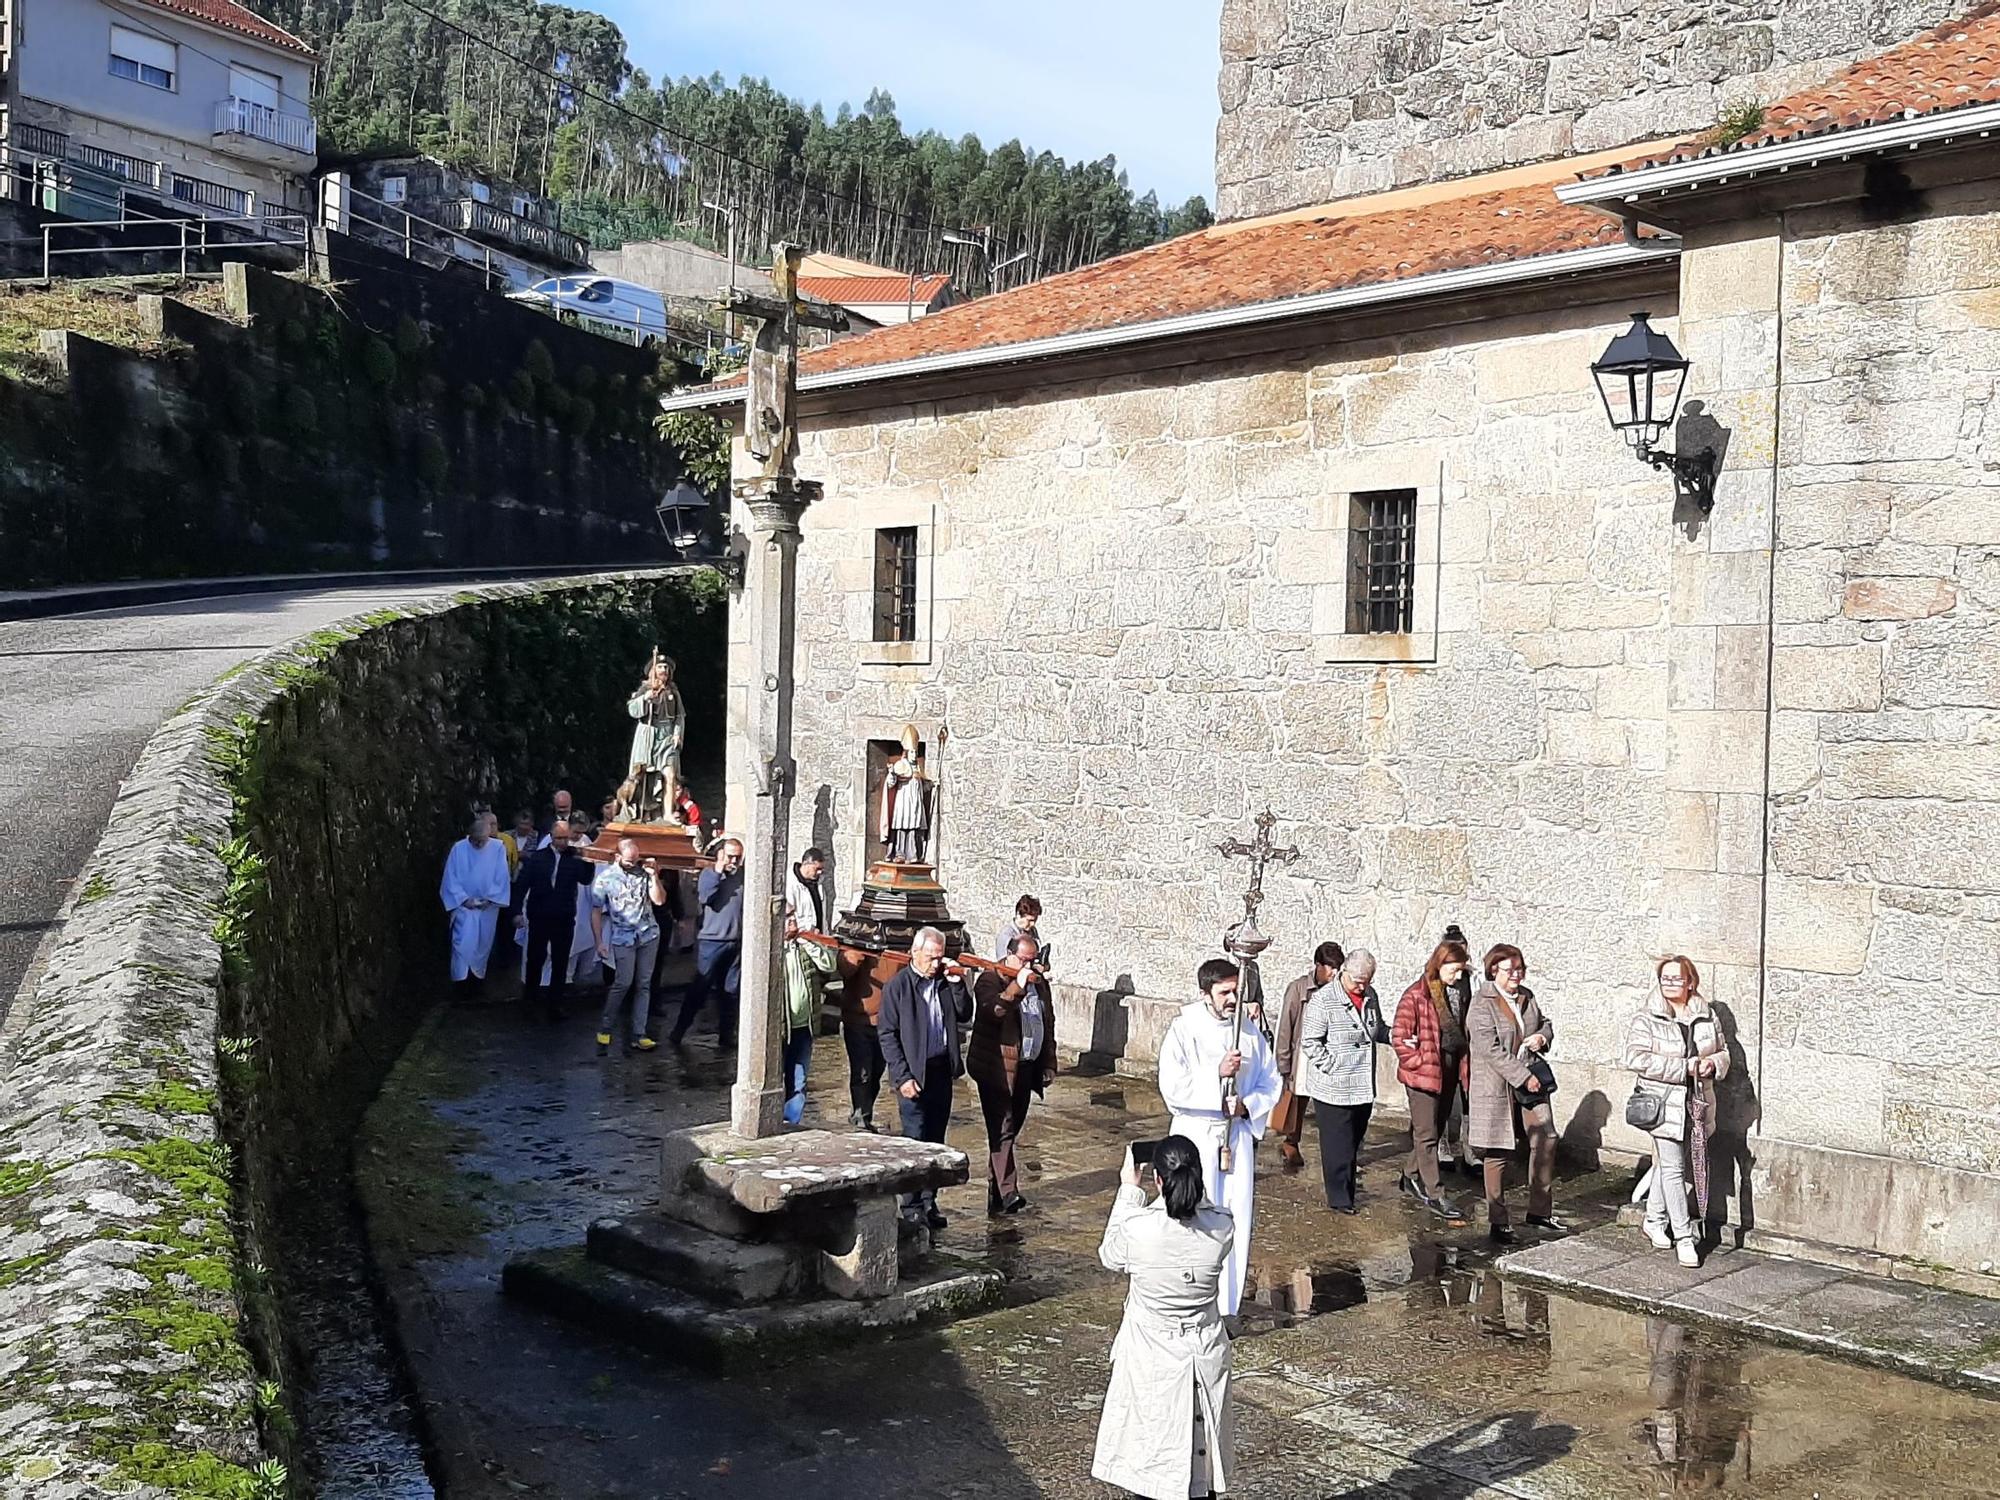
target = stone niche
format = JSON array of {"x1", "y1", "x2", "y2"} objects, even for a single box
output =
[{"x1": 1213, "y1": 0, "x2": 1972, "y2": 219}]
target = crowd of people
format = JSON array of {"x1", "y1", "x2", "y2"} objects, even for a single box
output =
[{"x1": 443, "y1": 817, "x2": 1733, "y2": 1500}]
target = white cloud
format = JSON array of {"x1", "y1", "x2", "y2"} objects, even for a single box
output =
[{"x1": 597, "y1": 0, "x2": 1219, "y2": 204}]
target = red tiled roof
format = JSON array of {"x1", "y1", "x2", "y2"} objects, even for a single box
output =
[
  {"x1": 1596, "y1": 1, "x2": 2000, "y2": 176},
  {"x1": 133, "y1": 0, "x2": 315, "y2": 57},
  {"x1": 797, "y1": 274, "x2": 953, "y2": 307},
  {"x1": 751, "y1": 180, "x2": 1634, "y2": 384}
]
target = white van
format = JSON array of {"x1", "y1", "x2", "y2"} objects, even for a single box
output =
[{"x1": 507, "y1": 275, "x2": 670, "y2": 348}]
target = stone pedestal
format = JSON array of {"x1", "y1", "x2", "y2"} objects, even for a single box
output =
[{"x1": 830, "y1": 860, "x2": 968, "y2": 1020}]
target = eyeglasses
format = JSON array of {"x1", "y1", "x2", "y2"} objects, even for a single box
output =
[
  {"x1": 1495, "y1": 964, "x2": 1525, "y2": 976},
  {"x1": 1659, "y1": 974, "x2": 1688, "y2": 987}
]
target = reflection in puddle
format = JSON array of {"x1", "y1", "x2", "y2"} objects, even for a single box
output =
[
  {"x1": 1243, "y1": 1262, "x2": 1368, "y2": 1322},
  {"x1": 1640, "y1": 1318, "x2": 1754, "y2": 1491}
]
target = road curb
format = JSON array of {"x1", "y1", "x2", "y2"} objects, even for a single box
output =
[{"x1": 0, "y1": 565, "x2": 642, "y2": 622}]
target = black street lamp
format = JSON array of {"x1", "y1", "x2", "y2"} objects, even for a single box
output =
[
  {"x1": 655, "y1": 483, "x2": 747, "y2": 584},
  {"x1": 1591, "y1": 311, "x2": 1717, "y2": 511}
]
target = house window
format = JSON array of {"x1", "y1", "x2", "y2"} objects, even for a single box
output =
[
  {"x1": 1346, "y1": 488, "x2": 1418, "y2": 634},
  {"x1": 381, "y1": 176, "x2": 407, "y2": 204},
  {"x1": 109, "y1": 25, "x2": 176, "y2": 91},
  {"x1": 228, "y1": 63, "x2": 281, "y2": 111},
  {"x1": 872, "y1": 527, "x2": 919, "y2": 642}
]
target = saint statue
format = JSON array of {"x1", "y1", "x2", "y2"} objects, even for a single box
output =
[
  {"x1": 615, "y1": 649, "x2": 686, "y2": 824},
  {"x1": 879, "y1": 724, "x2": 932, "y2": 865}
]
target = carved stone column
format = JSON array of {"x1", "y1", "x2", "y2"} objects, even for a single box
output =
[{"x1": 731, "y1": 476, "x2": 816, "y2": 1138}]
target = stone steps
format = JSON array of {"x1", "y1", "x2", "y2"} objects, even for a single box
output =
[{"x1": 587, "y1": 1214, "x2": 810, "y2": 1305}]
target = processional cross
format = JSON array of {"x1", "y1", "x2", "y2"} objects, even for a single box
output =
[
  {"x1": 1216, "y1": 808, "x2": 1301, "y2": 928},
  {"x1": 729, "y1": 243, "x2": 849, "y2": 490}
]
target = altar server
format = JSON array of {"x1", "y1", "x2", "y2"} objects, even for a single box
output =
[
  {"x1": 1157, "y1": 956, "x2": 1282, "y2": 1317},
  {"x1": 441, "y1": 814, "x2": 511, "y2": 995}
]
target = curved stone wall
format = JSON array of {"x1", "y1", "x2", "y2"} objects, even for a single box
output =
[{"x1": 0, "y1": 572, "x2": 724, "y2": 1495}]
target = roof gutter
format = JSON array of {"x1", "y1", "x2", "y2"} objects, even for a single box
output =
[
  {"x1": 1557, "y1": 100, "x2": 2000, "y2": 207},
  {"x1": 657, "y1": 236, "x2": 1682, "y2": 414}
]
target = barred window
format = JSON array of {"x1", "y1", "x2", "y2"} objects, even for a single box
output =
[
  {"x1": 1346, "y1": 489, "x2": 1418, "y2": 634},
  {"x1": 872, "y1": 526, "x2": 919, "y2": 642}
]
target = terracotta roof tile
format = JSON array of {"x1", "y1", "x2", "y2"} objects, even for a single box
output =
[
  {"x1": 133, "y1": 0, "x2": 315, "y2": 58},
  {"x1": 713, "y1": 180, "x2": 1632, "y2": 387},
  {"x1": 796, "y1": 274, "x2": 953, "y2": 307},
  {"x1": 1597, "y1": 1, "x2": 2000, "y2": 176}
]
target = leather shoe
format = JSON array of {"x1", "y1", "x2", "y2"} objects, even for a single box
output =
[
  {"x1": 1489, "y1": 1224, "x2": 1516, "y2": 1245},
  {"x1": 1526, "y1": 1213, "x2": 1569, "y2": 1234},
  {"x1": 1001, "y1": 1195, "x2": 1028, "y2": 1214},
  {"x1": 1397, "y1": 1172, "x2": 1421, "y2": 1199}
]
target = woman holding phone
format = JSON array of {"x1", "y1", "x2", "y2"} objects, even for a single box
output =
[{"x1": 1093, "y1": 1135, "x2": 1236, "y2": 1500}]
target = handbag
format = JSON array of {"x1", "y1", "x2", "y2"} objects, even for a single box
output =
[
  {"x1": 1513, "y1": 1053, "x2": 1557, "y2": 1108},
  {"x1": 1625, "y1": 1084, "x2": 1667, "y2": 1131}
]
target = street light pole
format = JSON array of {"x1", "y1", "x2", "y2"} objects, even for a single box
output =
[{"x1": 704, "y1": 197, "x2": 738, "y2": 348}]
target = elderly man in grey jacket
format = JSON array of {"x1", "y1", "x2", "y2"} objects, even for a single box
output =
[{"x1": 1297, "y1": 949, "x2": 1385, "y2": 1214}]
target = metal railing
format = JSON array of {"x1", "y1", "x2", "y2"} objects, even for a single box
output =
[
  {"x1": 73, "y1": 141, "x2": 162, "y2": 189},
  {"x1": 213, "y1": 97, "x2": 316, "y2": 157},
  {"x1": 36, "y1": 206, "x2": 310, "y2": 281},
  {"x1": 171, "y1": 172, "x2": 250, "y2": 216},
  {"x1": 445, "y1": 196, "x2": 587, "y2": 266},
  {"x1": 13, "y1": 122, "x2": 69, "y2": 159},
  {"x1": 331, "y1": 179, "x2": 501, "y2": 289}
]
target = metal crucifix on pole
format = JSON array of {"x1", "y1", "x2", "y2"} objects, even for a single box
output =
[{"x1": 1214, "y1": 810, "x2": 1301, "y2": 1169}]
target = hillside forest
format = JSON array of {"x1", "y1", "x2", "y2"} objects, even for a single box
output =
[{"x1": 252, "y1": 0, "x2": 1215, "y2": 288}]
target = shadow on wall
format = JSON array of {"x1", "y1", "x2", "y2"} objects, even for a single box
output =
[
  {"x1": 1559, "y1": 1088, "x2": 1612, "y2": 1172},
  {"x1": 811, "y1": 783, "x2": 838, "y2": 911},
  {"x1": 1673, "y1": 400, "x2": 1733, "y2": 541},
  {"x1": 1708, "y1": 999, "x2": 1761, "y2": 1244},
  {"x1": 1083, "y1": 974, "x2": 1136, "y2": 1064}
]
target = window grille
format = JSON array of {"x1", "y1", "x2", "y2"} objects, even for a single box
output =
[
  {"x1": 872, "y1": 527, "x2": 919, "y2": 642},
  {"x1": 1346, "y1": 489, "x2": 1418, "y2": 634}
]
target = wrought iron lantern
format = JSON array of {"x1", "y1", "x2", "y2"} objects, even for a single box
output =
[
  {"x1": 655, "y1": 483, "x2": 746, "y2": 584},
  {"x1": 1591, "y1": 311, "x2": 1717, "y2": 511}
]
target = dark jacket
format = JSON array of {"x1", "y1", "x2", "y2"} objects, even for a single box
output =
[
  {"x1": 697, "y1": 866, "x2": 744, "y2": 944},
  {"x1": 967, "y1": 966, "x2": 1058, "y2": 1095},
  {"x1": 511, "y1": 843, "x2": 595, "y2": 923},
  {"x1": 877, "y1": 962, "x2": 973, "y2": 1087}
]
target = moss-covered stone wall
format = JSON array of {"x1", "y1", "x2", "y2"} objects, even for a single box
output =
[{"x1": 0, "y1": 570, "x2": 724, "y2": 1495}]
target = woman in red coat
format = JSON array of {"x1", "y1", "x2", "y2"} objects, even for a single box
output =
[{"x1": 1392, "y1": 938, "x2": 1472, "y2": 1221}]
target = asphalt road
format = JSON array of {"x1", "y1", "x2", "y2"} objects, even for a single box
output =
[{"x1": 0, "y1": 585, "x2": 462, "y2": 1025}]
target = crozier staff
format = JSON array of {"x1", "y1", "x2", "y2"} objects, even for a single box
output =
[{"x1": 1157, "y1": 957, "x2": 1281, "y2": 1318}]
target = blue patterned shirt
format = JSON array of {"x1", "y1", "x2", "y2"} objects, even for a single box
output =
[{"x1": 590, "y1": 864, "x2": 659, "y2": 948}]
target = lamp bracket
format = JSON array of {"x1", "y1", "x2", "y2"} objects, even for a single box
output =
[{"x1": 1638, "y1": 442, "x2": 1718, "y2": 514}]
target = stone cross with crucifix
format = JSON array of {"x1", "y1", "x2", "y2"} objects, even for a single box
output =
[{"x1": 730, "y1": 243, "x2": 849, "y2": 490}]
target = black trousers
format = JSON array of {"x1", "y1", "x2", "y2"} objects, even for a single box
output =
[
  {"x1": 522, "y1": 918, "x2": 574, "y2": 1017},
  {"x1": 844, "y1": 1019, "x2": 885, "y2": 1121},
  {"x1": 1315, "y1": 1099, "x2": 1373, "y2": 1211},
  {"x1": 976, "y1": 1065, "x2": 1039, "y2": 1206},
  {"x1": 896, "y1": 1055, "x2": 955, "y2": 1215}
]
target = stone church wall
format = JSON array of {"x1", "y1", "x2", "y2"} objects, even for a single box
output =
[
  {"x1": 1754, "y1": 183, "x2": 2000, "y2": 1255},
  {"x1": 767, "y1": 292, "x2": 1688, "y2": 1164},
  {"x1": 1215, "y1": 0, "x2": 1970, "y2": 219}
]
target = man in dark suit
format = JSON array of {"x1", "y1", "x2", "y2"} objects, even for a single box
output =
[
  {"x1": 968, "y1": 932, "x2": 1057, "y2": 1216},
  {"x1": 877, "y1": 925, "x2": 973, "y2": 1230},
  {"x1": 510, "y1": 819, "x2": 596, "y2": 1022}
]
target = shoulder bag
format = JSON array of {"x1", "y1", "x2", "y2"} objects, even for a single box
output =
[{"x1": 1624, "y1": 1084, "x2": 1667, "y2": 1131}]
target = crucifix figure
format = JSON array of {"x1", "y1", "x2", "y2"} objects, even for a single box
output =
[
  {"x1": 1216, "y1": 809, "x2": 1302, "y2": 928},
  {"x1": 730, "y1": 243, "x2": 849, "y2": 488}
]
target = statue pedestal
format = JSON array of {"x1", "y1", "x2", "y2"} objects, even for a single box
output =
[
  {"x1": 585, "y1": 820, "x2": 706, "y2": 872},
  {"x1": 829, "y1": 861, "x2": 969, "y2": 1021}
]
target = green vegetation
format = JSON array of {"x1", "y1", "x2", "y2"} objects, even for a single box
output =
[
  {"x1": 77, "y1": 872, "x2": 113, "y2": 905},
  {"x1": 0, "y1": 280, "x2": 228, "y2": 383},
  {"x1": 1707, "y1": 100, "x2": 1769, "y2": 147},
  {"x1": 354, "y1": 1016, "x2": 498, "y2": 1266},
  {"x1": 257, "y1": 0, "x2": 1210, "y2": 280}
]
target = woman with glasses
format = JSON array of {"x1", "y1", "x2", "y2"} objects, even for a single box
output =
[
  {"x1": 1623, "y1": 954, "x2": 1729, "y2": 1267},
  {"x1": 1465, "y1": 944, "x2": 1561, "y2": 1244}
]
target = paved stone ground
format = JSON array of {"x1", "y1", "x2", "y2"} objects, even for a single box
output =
[
  {"x1": 1501, "y1": 1227, "x2": 2000, "y2": 1393},
  {"x1": 0, "y1": 584, "x2": 468, "y2": 1020},
  {"x1": 354, "y1": 962, "x2": 2000, "y2": 1500}
]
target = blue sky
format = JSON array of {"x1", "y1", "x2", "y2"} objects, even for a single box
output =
[{"x1": 591, "y1": 1, "x2": 1221, "y2": 206}]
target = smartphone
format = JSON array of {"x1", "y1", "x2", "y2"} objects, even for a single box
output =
[{"x1": 1130, "y1": 1139, "x2": 1165, "y2": 1169}]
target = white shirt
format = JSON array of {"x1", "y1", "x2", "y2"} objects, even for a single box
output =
[{"x1": 1018, "y1": 977, "x2": 1045, "y2": 1062}]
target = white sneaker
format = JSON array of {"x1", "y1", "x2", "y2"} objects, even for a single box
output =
[
  {"x1": 1644, "y1": 1222, "x2": 1673, "y2": 1250},
  {"x1": 1676, "y1": 1239, "x2": 1701, "y2": 1268}
]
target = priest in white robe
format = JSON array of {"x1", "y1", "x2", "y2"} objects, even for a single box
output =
[
  {"x1": 1157, "y1": 956, "x2": 1283, "y2": 1318},
  {"x1": 440, "y1": 815, "x2": 511, "y2": 993}
]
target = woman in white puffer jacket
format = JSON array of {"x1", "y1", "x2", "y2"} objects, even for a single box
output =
[{"x1": 1622, "y1": 954, "x2": 1730, "y2": 1267}]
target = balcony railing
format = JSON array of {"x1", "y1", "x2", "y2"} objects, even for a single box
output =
[
  {"x1": 73, "y1": 141, "x2": 163, "y2": 189},
  {"x1": 12, "y1": 122, "x2": 69, "y2": 159},
  {"x1": 446, "y1": 196, "x2": 587, "y2": 267},
  {"x1": 213, "y1": 97, "x2": 316, "y2": 157},
  {"x1": 171, "y1": 172, "x2": 250, "y2": 216}
]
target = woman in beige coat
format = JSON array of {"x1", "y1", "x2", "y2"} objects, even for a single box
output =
[
  {"x1": 1623, "y1": 954, "x2": 1730, "y2": 1267},
  {"x1": 1465, "y1": 943, "x2": 1560, "y2": 1244},
  {"x1": 1092, "y1": 1136, "x2": 1235, "y2": 1500}
]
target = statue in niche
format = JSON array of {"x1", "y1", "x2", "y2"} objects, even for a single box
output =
[
  {"x1": 879, "y1": 724, "x2": 932, "y2": 865},
  {"x1": 615, "y1": 649, "x2": 685, "y2": 824}
]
